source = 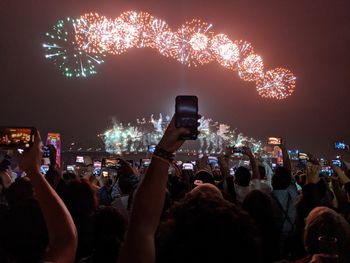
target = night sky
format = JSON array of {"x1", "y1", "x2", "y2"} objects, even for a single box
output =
[{"x1": 1, "y1": 0, "x2": 349, "y2": 157}]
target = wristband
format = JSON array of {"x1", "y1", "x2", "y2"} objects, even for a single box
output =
[
  {"x1": 154, "y1": 147, "x2": 175, "y2": 162},
  {"x1": 152, "y1": 154, "x2": 172, "y2": 165}
]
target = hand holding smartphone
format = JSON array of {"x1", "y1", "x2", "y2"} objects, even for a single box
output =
[
  {"x1": 335, "y1": 141, "x2": 349, "y2": 151},
  {"x1": 175, "y1": 95, "x2": 198, "y2": 140},
  {"x1": 0, "y1": 127, "x2": 36, "y2": 151},
  {"x1": 102, "y1": 157, "x2": 121, "y2": 170}
]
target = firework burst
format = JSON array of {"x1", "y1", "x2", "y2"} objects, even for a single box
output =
[
  {"x1": 210, "y1": 34, "x2": 240, "y2": 69},
  {"x1": 44, "y1": 11, "x2": 296, "y2": 99},
  {"x1": 43, "y1": 17, "x2": 104, "y2": 78},
  {"x1": 256, "y1": 68, "x2": 296, "y2": 99},
  {"x1": 238, "y1": 53, "x2": 264, "y2": 81},
  {"x1": 173, "y1": 19, "x2": 214, "y2": 67}
]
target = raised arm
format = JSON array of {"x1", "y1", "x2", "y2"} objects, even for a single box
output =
[
  {"x1": 242, "y1": 146, "x2": 260, "y2": 180},
  {"x1": 279, "y1": 142, "x2": 292, "y2": 173},
  {"x1": 119, "y1": 117, "x2": 191, "y2": 263},
  {"x1": 16, "y1": 132, "x2": 77, "y2": 263}
]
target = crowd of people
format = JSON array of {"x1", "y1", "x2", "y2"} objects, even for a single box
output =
[{"x1": 0, "y1": 117, "x2": 349, "y2": 263}]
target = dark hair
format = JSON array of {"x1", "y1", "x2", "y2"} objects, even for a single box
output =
[
  {"x1": 87, "y1": 206, "x2": 127, "y2": 262},
  {"x1": 156, "y1": 191, "x2": 261, "y2": 263},
  {"x1": 272, "y1": 167, "x2": 292, "y2": 190},
  {"x1": 243, "y1": 190, "x2": 281, "y2": 262},
  {"x1": 62, "y1": 171, "x2": 76, "y2": 182},
  {"x1": 118, "y1": 174, "x2": 138, "y2": 195},
  {"x1": 168, "y1": 175, "x2": 188, "y2": 202},
  {"x1": 5, "y1": 177, "x2": 34, "y2": 207},
  {"x1": 235, "y1": 166, "x2": 251, "y2": 187},
  {"x1": 193, "y1": 170, "x2": 214, "y2": 186},
  {"x1": 0, "y1": 198, "x2": 49, "y2": 263},
  {"x1": 61, "y1": 178, "x2": 97, "y2": 220}
]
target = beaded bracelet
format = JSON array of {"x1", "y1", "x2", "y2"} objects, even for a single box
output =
[{"x1": 153, "y1": 147, "x2": 175, "y2": 162}]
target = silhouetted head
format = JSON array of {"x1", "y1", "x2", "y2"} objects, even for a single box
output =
[
  {"x1": 190, "y1": 183, "x2": 223, "y2": 199},
  {"x1": 0, "y1": 198, "x2": 48, "y2": 263},
  {"x1": 272, "y1": 167, "x2": 292, "y2": 190},
  {"x1": 90, "y1": 206, "x2": 127, "y2": 262},
  {"x1": 193, "y1": 170, "x2": 215, "y2": 185},
  {"x1": 304, "y1": 207, "x2": 350, "y2": 263},
  {"x1": 6, "y1": 177, "x2": 34, "y2": 207},
  {"x1": 157, "y1": 190, "x2": 261, "y2": 263},
  {"x1": 61, "y1": 178, "x2": 98, "y2": 220},
  {"x1": 235, "y1": 166, "x2": 251, "y2": 187}
]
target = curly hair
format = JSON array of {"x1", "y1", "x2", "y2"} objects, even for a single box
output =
[{"x1": 156, "y1": 191, "x2": 261, "y2": 263}]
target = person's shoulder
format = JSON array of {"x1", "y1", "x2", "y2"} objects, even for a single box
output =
[{"x1": 287, "y1": 183, "x2": 298, "y2": 196}]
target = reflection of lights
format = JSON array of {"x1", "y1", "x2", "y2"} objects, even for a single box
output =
[
  {"x1": 101, "y1": 114, "x2": 262, "y2": 154},
  {"x1": 44, "y1": 11, "x2": 296, "y2": 99}
]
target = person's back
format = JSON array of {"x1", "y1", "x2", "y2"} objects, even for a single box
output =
[
  {"x1": 79, "y1": 206, "x2": 127, "y2": 263},
  {"x1": 61, "y1": 179, "x2": 97, "y2": 262},
  {"x1": 271, "y1": 167, "x2": 298, "y2": 234},
  {"x1": 156, "y1": 189, "x2": 261, "y2": 263},
  {"x1": 0, "y1": 198, "x2": 49, "y2": 263},
  {"x1": 243, "y1": 190, "x2": 281, "y2": 263}
]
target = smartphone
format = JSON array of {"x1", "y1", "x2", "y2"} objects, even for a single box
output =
[
  {"x1": 298, "y1": 152, "x2": 309, "y2": 160},
  {"x1": 232, "y1": 147, "x2": 244, "y2": 154},
  {"x1": 182, "y1": 163, "x2": 194, "y2": 170},
  {"x1": 40, "y1": 165, "x2": 50, "y2": 175},
  {"x1": 67, "y1": 165, "x2": 75, "y2": 172},
  {"x1": 175, "y1": 95, "x2": 198, "y2": 140},
  {"x1": 332, "y1": 159, "x2": 342, "y2": 167},
  {"x1": 208, "y1": 156, "x2": 218, "y2": 165},
  {"x1": 0, "y1": 127, "x2": 36, "y2": 151},
  {"x1": 76, "y1": 156, "x2": 84, "y2": 164},
  {"x1": 298, "y1": 153, "x2": 309, "y2": 168},
  {"x1": 267, "y1": 137, "x2": 282, "y2": 145},
  {"x1": 102, "y1": 158, "x2": 121, "y2": 170},
  {"x1": 320, "y1": 166, "x2": 334, "y2": 177},
  {"x1": 93, "y1": 168, "x2": 101, "y2": 176},
  {"x1": 176, "y1": 160, "x2": 183, "y2": 166},
  {"x1": 43, "y1": 146, "x2": 50, "y2": 158},
  {"x1": 335, "y1": 141, "x2": 349, "y2": 151},
  {"x1": 142, "y1": 158, "x2": 151, "y2": 167},
  {"x1": 148, "y1": 144, "x2": 156, "y2": 154},
  {"x1": 93, "y1": 160, "x2": 102, "y2": 168}
]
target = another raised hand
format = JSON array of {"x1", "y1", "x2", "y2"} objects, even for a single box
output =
[
  {"x1": 306, "y1": 163, "x2": 321, "y2": 184},
  {"x1": 279, "y1": 140, "x2": 292, "y2": 173},
  {"x1": 119, "y1": 115, "x2": 195, "y2": 263},
  {"x1": 242, "y1": 146, "x2": 260, "y2": 180},
  {"x1": 15, "y1": 131, "x2": 77, "y2": 263}
]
